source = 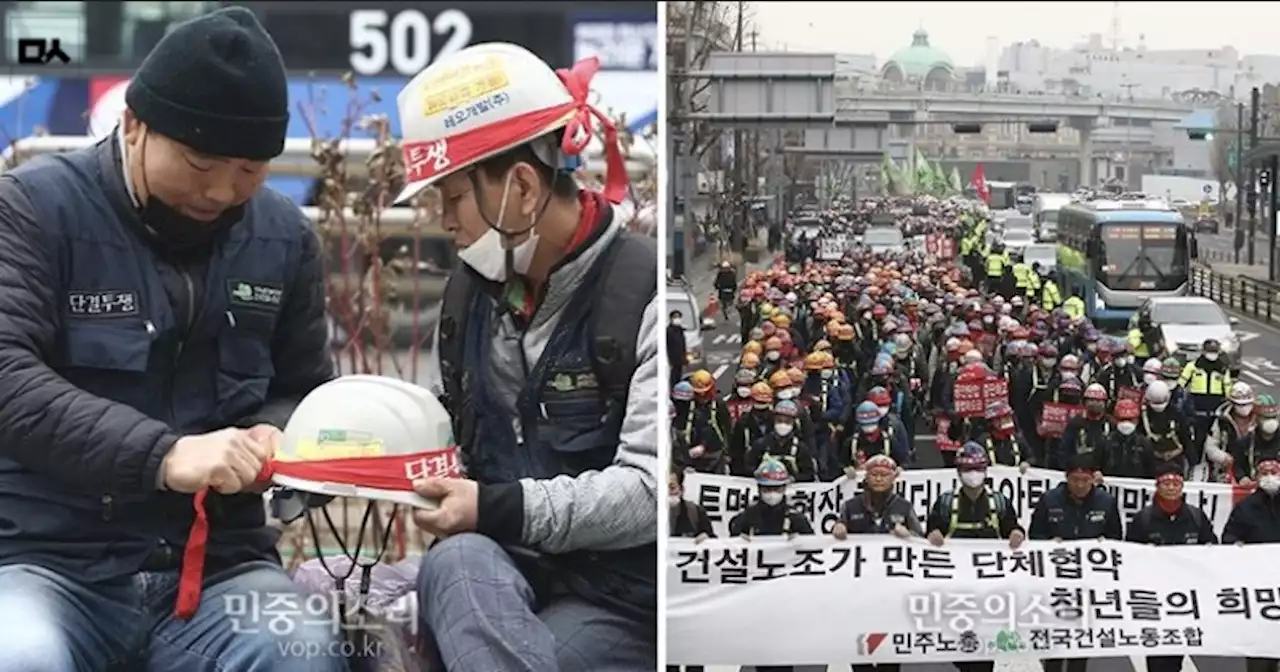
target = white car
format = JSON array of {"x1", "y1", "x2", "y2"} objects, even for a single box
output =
[
  {"x1": 1001, "y1": 228, "x2": 1036, "y2": 253},
  {"x1": 1136, "y1": 297, "x2": 1242, "y2": 364},
  {"x1": 665, "y1": 284, "x2": 715, "y2": 368}
]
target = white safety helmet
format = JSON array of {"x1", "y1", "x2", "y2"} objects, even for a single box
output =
[
  {"x1": 276, "y1": 375, "x2": 459, "y2": 509},
  {"x1": 393, "y1": 43, "x2": 623, "y2": 204},
  {"x1": 1142, "y1": 358, "x2": 1164, "y2": 376}
]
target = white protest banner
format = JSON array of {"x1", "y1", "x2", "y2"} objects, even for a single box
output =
[
  {"x1": 667, "y1": 536, "x2": 1279, "y2": 666},
  {"x1": 683, "y1": 467, "x2": 1249, "y2": 539},
  {"x1": 818, "y1": 235, "x2": 851, "y2": 261}
]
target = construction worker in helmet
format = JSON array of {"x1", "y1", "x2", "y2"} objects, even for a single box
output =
[
  {"x1": 842, "y1": 401, "x2": 910, "y2": 476},
  {"x1": 832, "y1": 454, "x2": 923, "y2": 540},
  {"x1": 1204, "y1": 381, "x2": 1258, "y2": 483},
  {"x1": 1057, "y1": 383, "x2": 1111, "y2": 471},
  {"x1": 726, "y1": 367, "x2": 758, "y2": 425},
  {"x1": 714, "y1": 260, "x2": 738, "y2": 319},
  {"x1": 729, "y1": 457, "x2": 813, "y2": 539},
  {"x1": 728, "y1": 382, "x2": 776, "y2": 476},
  {"x1": 1141, "y1": 381, "x2": 1195, "y2": 477},
  {"x1": 745, "y1": 400, "x2": 817, "y2": 482},
  {"x1": 926, "y1": 442, "x2": 1025, "y2": 555},
  {"x1": 801, "y1": 351, "x2": 851, "y2": 481},
  {"x1": 670, "y1": 380, "x2": 724, "y2": 474},
  {"x1": 975, "y1": 400, "x2": 1031, "y2": 473},
  {"x1": 1099, "y1": 399, "x2": 1146, "y2": 478},
  {"x1": 1223, "y1": 456, "x2": 1280, "y2": 546},
  {"x1": 1227, "y1": 394, "x2": 1280, "y2": 485}
]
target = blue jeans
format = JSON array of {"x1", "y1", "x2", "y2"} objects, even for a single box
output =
[
  {"x1": 0, "y1": 561, "x2": 347, "y2": 672},
  {"x1": 416, "y1": 533, "x2": 656, "y2": 672}
]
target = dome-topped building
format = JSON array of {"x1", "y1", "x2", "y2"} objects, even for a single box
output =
[{"x1": 881, "y1": 29, "x2": 956, "y2": 90}]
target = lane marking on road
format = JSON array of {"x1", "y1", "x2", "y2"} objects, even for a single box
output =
[
  {"x1": 1239, "y1": 330, "x2": 1261, "y2": 343},
  {"x1": 712, "y1": 363, "x2": 730, "y2": 381},
  {"x1": 711, "y1": 333, "x2": 743, "y2": 346},
  {"x1": 1241, "y1": 369, "x2": 1274, "y2": 388}
]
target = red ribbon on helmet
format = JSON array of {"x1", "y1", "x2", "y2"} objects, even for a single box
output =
[
  {"x1": 174, "y1": 446, "x2": 461, "y2": 620},
  {"x1": 401, "y1": 56, "x2": 628, "y2": 205}
]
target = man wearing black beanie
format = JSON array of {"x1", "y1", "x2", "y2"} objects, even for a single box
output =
[{"x1": 0, "y1": 7, "x2": 342, "y2": 670}]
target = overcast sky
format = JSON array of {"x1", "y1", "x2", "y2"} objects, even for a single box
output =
[{"x1": 749, "y1": 2, "x2": 1280, "y2": 66}]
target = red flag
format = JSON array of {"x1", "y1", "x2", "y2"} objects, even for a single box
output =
[{"x1": 971, "y1": 164, "x2": 991, "y2": 204}]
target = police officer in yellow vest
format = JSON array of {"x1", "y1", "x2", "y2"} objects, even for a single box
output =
[
  {"x1": 1063, "y1": 294, "x2": 1086, "y2": 319},
  {"x1": 985, "y1": 242, "x2": 1008, "y2": 296},
  {"x1": 1128, "y1": 311, "x2": 1165, "y2": 358},
  {"x1": 1012, "y1": 255, "x2": 1032, "y2": 298},
  {"x1": 1024, "y1": 261, "x2": 1043, "y2": 301},
  {"x1": 1037, "y1": 265, "x2": 1062, "y2": 311},
  {"x1": 1179, "y1": 339, "x2": 1232, "y2": 456}
]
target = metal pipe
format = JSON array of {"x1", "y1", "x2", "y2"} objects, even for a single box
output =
[
  {"x1": 1, "y1": 135, "x2": 656, "y2": 177},
  {"x1": 1251, "y1": 87, "x2": 1261, "y2": 265},
  {"x1": 1236, "y1": 103, "x2": 1245, "y2": 264}
]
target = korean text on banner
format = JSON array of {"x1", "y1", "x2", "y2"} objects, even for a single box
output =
[
  {"x1": 667, "y1": 537, "x2": 1280, "y2": 666},
  {"x1": 683, "y1": 466, "x2": 1250, "y2": 539}
]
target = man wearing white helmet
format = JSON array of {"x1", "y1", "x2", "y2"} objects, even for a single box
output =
[{"x1": 397, "y1": 45, "x2": 658, "y2": 670}]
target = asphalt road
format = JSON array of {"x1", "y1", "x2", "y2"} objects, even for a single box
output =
[{"x1": 686, "y1": 267, "x2": 1276, "y2": 672}]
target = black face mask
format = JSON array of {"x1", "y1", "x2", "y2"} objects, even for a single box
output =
[
  {"x1": 140, "y1": 197, "x2": 243, "y2": 256},
  {"x1": 133, "y1": 132, "x2": 244, "y2": 256}
]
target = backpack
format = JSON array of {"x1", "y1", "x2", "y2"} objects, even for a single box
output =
[{"x1": 436, "y1": 231, "x2": 658, "y2": 419}]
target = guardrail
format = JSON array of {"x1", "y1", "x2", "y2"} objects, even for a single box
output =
[{"x1": 1190, "y1": 263, "x2": 1280, "y2": 323}]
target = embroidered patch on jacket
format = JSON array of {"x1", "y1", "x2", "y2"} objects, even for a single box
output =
[
  {"x1": 67, "y1": 290, "x2": 139, "y2": 317},
  {"x1": 228, "y1": 280, "x2": 284, "y2": 309}
]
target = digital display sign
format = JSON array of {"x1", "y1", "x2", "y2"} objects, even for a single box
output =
[{"x1": 1102, "y1": 224, "x2": 1177, "y2": 241}]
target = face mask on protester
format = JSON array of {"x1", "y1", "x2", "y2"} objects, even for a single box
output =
[
  {"x1": 774, "y1": 422, "x2": 794, "y2": 437},
  {"x1": 960, "y1": 471, "x2": 986, "y2": 488},
  {"x1": 456, "y1": 170, "x2": 540, "y2": 282},
  {"x1": 760, "y1": 491, "x2": 785, "y2": 506},
  {"x1": 1116, "y1": 421, "x2": 1137, "y2": 436}
]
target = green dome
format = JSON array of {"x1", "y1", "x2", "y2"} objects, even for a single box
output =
[{"x1": 883, "y1": 29, "x2": 954, "y2": 79}]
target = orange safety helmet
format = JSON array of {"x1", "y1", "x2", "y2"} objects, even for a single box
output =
[
  {"x1": 764, "y1": 336, "x2": 783, "y2": 351},
  {"x1": 749, "y1": 381, "x2": 774, "y2": 404},
  {"x1": 785, "y1": 367, "x2": 805, "y2": 385},
  {"x1": 813, "y1": 339, "x2": 832, "y2": 352},
  {"x1": 740, "y1": 351, "x2": 761, "y2": 369},
  {"x1": 804, "y1": 352, "x2": 826, "y2": 371},
  {"x1": 743, "y1": 340, "x2": 763, "y2": 356},
  {"x1": 768, "y1": 370, "x2": 792, "y2": 390},
  {"x1": 837, "y1": 323, "x2": 855, "y2": 341},
  {"x1": 689, "y1": 369, "x2": 715, "y2": 394}
]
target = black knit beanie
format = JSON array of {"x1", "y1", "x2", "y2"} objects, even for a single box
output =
[{"x1": 125, "y1": 7, "x2": 288, "y2": 161}]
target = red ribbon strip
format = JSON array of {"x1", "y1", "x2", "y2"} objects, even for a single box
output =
[
  {"x1": 174, "y1": 447, "x2": 461, "y2": 619},
  {"x1": 401, "y1": 56, "x2": 629, "y2": 205}
]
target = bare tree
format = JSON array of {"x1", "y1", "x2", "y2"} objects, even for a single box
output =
[
  {"x1": 667, "y1": 1, "x2": 737, "y2": 161},
  {"x1": 1210, "y1": 100, "x2": 1240, "y2": 218}
]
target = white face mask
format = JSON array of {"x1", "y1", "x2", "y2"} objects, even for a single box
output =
[
  {"x1": 1264, "y1": 419, "x2": 1280, "y2": 434},
  {"x1": 455, "y1": 170, "x2": 539, "y2": 282},
  {"x1": 669, "y1": 495, "x2": 682, "y2": 507},
  {"x1": 1261, "y1": 476, "x2": 1280, "y2": 494},
  {"x1": 736, "y1": 386, "x2": 751, "y2": 398},
  {"x1": 1115, "y1": 357, "x2": 1130, "y2": 367},
  {"x1": 774, "y1": 422, "x2": 794, "y2": 436},
  {"x1": 960, "y1": 471, "x2": 987, "y2": 488},
  {"x1": 820, "y1": 369, "x2": 834, "y2": 380},
  {"x1": 859, "y1": 423, "x2": 878, "y2": 434},
  {"x1": 766, "y1": 351, "x2": 781, "y2": 361},
  {"x1": 1116, "y1": 421, "x2": 1137, "y2": 436},
  {"x1": 1236, "y1": 404, "x2": 1254, "y2": 417},
  {"x1": 1147, "y1": 401, "x2": 1168, "y2": 412},
  {"x1": 1205, "y1": 352, "x2": 1220, "y2": 362},
  {"x1": 1143, "y1": 374, "x2": 1158, "y2": 385},
  {"x1": 760, "y1": 491, "x2": 785, "y2": 506}
]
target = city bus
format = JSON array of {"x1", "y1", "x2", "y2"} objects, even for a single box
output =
[{"x1": 1056, "y1": 199, "x2": 1199, "y2": 326}]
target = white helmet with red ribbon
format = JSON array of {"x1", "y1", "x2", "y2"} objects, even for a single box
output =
[
  {"x1": 394, "y1": 42, "x2": 627, "y2": 205},
  {"x1": 271, "y1": 375, "x2": 461, "y2": 509}
]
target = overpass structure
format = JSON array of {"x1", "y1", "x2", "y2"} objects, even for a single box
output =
[{"x1": 687, "y1": 51, "x2": 1196, "y2": 184}]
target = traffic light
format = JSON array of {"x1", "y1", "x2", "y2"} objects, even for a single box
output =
[
  {"x1": 1026, "y1": 121, "x2": 1059, "y2": 134},
  {"x1": 951, "y1": 123, "x2": 982, "y2": 134},
  {"x1": 1186, "y1": 129, "x2": 1210, "y2": 141},
  {"x1": 1261, "y1": 169, "x2": 1272, "y2": 188}
]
